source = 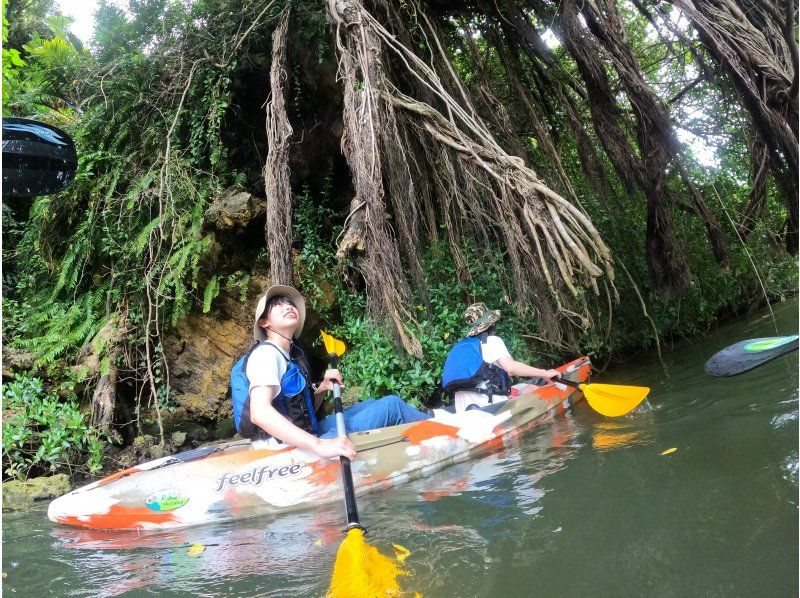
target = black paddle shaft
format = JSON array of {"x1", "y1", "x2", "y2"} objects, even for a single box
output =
[
  {"x1": 328, "y1": 353, "x2": 363, "y2": 532},
  {"x1": 555, "y1": 376, "x2": 580, "y2": 388}
]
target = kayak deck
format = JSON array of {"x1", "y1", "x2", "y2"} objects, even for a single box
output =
[{"x1": 48, "y1": 358, "x2": 590, "y2": 530}]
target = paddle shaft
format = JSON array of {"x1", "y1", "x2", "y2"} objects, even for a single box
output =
[
  {"x1": 555, "y1": 376, "x2": 582, "y2": 389},
  {"x1": 329, "y1": 354, "x2": 362, "y2": 531}
]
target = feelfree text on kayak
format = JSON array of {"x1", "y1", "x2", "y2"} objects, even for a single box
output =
[{"x1": 215, "y1": 462, "x2": 308, "y2": 492}]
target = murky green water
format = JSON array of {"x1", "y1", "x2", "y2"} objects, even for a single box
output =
[{"x1": 3, "y1": 300, "x2": 798, "y2": 596}]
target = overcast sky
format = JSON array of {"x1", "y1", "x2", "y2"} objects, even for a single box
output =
[{"x1": 57, "y1": 0, "x2": 99, "y2": 43}]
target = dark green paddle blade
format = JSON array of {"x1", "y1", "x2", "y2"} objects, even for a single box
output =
[{"x1": 705, "y1": 335, "x2": 799, "y2": 377}]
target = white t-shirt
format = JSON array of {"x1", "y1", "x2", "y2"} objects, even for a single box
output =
[
  {"x1": 453, "y1": 335, "x2": 511, "y2": 413},
  {"x1": 245, "y1": 343, "x2": 289, "y2": 398}
]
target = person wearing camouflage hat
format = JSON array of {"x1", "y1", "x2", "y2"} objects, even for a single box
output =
[
  {"x1": 463, "y1": 302, "x2": 501, "y2": 337},
  {"x1": 440, "y1": 302, "x2": 562, "y2": 413}
]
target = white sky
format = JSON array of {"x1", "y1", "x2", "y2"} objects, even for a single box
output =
[{"x1": 56, "y1": 0, "x2": 100, "y2": 43}]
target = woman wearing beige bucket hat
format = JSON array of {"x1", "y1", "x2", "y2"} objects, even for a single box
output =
[
  {"x1": 231, "y1": 285, "x2": 430, "y2": 460},
  {"x1": 442, "y1": 302, "x2": 561, "y2": 413}
]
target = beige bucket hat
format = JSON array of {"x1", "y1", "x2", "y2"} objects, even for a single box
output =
[
  {"x1": 464, "y1": 302, "x2": 501, "y2": 337},
  {"x1": 253, "y1": 285, "x2": 306, "y2": 341}
]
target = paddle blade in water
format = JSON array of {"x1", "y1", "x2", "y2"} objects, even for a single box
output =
[
  {"x1": 328, "y1": 528, "x2": 407, "y2": 598},
  {"x1": 705, "y1": 335, "x2": 799, "y2": 377},
  {"x1": 582, "y1": 383, "x2": 650, "y2": 417},
  {"x1": 321, "y1": 330, "x2": 347, "y2": 358}
]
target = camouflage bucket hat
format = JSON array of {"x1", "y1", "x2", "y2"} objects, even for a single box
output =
[{"x1": 464, "y1": 302, "x2": 501, "y2": 337}]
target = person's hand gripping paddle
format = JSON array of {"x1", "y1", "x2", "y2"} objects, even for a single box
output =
[{"x1": 321, "y1": 331, "x2": 411, "y2": 597}]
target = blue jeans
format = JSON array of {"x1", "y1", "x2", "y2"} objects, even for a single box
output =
[{"x1": 317, "y1": 395, "x2": 430, "y2": 438}]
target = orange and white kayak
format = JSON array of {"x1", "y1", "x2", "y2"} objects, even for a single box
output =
[{"x1": 48, "y1": 358, "x2": 590, "y2": 530}]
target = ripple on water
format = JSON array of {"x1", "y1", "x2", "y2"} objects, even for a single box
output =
[{"x1": 771, "y1": 410, "x2": 798, "y2": 429}]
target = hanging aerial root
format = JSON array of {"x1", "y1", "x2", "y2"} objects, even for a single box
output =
[
  {"x1": 264, "y1": 7, "x2": 294, "y2": 286},
  {"x1": 329, "y1": 0, "x2": 423, "y2": 357},
  {"x1": 329, "y1": 0, "x2": 616, "y2": 347}
]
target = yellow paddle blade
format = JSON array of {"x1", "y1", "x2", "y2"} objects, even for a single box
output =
[
  {"x1": 321, "y1": 330, "x2": 347, "y2": 357},
  {"x1": 327, "y1": 528, "x2": 408, "y2": 598},
  {"x1": 582, "y1": 382, "x2": 650, "y2": 417}
]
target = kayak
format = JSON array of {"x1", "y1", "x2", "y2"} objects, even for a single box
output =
[{"x1": 48, "y1": 358, "x2": 590, "y2": 530}]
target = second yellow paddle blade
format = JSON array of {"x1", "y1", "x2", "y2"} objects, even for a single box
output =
[
  {"x1": 328, "y1": 528, "x2": 407, "y2": 598},
  {"x1": 321, "y1": 330, "x2": 347, "y2": 357},
  {"x1": 582, "y1": 383, "x2": 650, "y2": 417}
]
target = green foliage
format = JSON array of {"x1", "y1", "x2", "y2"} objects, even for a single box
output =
[
  {"x1": 329, "y1": 242, "x2": 537, "y2": 407},
  {"x1": 203, "y1": 275, "x2": 221, "y2": 313},
  {"x1": 2, "y1": 375, "x2": 105, "y2": 480},
  {"x1": 2, "y1": 0, "x2": 26, "y2": 107},
  {"x1": 293, "y1": 172, "x2": 540, "y2": 407},
  {"x1": 2, "y1": 0, "x2": 86, "y2": 117}
]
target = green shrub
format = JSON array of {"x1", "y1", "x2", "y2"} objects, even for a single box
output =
[
  {"x1": 326, "y1": 245, "x2": 538, "y2": 407},
  {"x1": 2, "y1": 375, "x2": 105, "y2": 480}
]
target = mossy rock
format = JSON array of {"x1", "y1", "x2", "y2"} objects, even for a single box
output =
[
  {"x1": 213, "y1": 418, "x2": 237, "y2": 440},
  {"x1": 132, "y1": 434, "x2": 156, "y2": 450},
  {"x1": 3, "y1": 474, "x2": 72, "y2": 510}
]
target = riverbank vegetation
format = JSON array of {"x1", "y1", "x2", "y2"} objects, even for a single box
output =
[{"x1": 2, "y1": 0, "x2": 796, "y2": 478}]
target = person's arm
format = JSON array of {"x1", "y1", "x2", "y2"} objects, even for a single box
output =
[
  {"x1": 494, "y1": 356, "x2": 560, "y2": 380},
  {"x1": 250, "y1": 385, "x2": 355, "y2": 460}
]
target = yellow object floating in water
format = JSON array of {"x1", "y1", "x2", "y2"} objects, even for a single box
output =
[
  {"x1": 187, "y1": 544, "x2": 206, "y2": 557},
  {"x1": 660, "y1": 447, "x2": 677, "y2": 456},
  {"x1": 328, "y1": 528, "x2": 408, "y2": 598},
  {"x1": 315, "y1": 540, "x2": 323, "y2": 547}
]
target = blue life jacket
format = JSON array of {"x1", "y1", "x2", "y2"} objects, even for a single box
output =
[
  {"x1": 230, "y1": 341, "x2": 320, "y2": 440},
  {"x1": 441, "y1": 334, "x2": 510, "y2": 402}
]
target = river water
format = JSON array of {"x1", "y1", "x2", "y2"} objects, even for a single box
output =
[{"x1": 3, "y1": 300, "x2": 798, "y2": 596}]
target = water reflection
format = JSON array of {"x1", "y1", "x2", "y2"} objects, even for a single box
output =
[
  {"x1": 48, "y1": 509, "x2": 346, "y2": 596},
  {"x1": 591, "y1": 420, "x2": 652, "y2": 452}
]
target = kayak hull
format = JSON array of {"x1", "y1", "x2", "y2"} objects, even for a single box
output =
[{"x1": 48, "y1": 358, "x2": 590, "y2": 530}]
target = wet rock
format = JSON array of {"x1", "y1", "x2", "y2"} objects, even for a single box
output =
[
  {"x1": 184, "y1": 424, "x2": 210, "y2": 443},
  {"x1": 132, "y1": 434, "x2": 155, "y2": 451},
  {"x1": 213, "y1": 418, "x2": 237, "y2": 440},
  {"x1": 204, "y1": 186, "x2": 265, "y2": 231},
  {"x1": 162, "y1": 279, "x2": 265, "y2": 422},
  {"x1": 341, "y1": 385, "x2": 363, "y2": 408},
  {"x1": 149, "y1": 444, "x2": 166, "y2": 460},
  {"x1": 2, "y1": 474, "x2": 71, "y2": 509},
  {"x1": 110, "y1": 447, "x2": 138, "y2": 471},
  {"x1": 1, "y1": 347, "x2": 34, "y2": 380}
]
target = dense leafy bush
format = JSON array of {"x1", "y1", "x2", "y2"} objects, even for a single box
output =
[{"x1": 2, "y1": 375, "x2": 105, "y2": 480}]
